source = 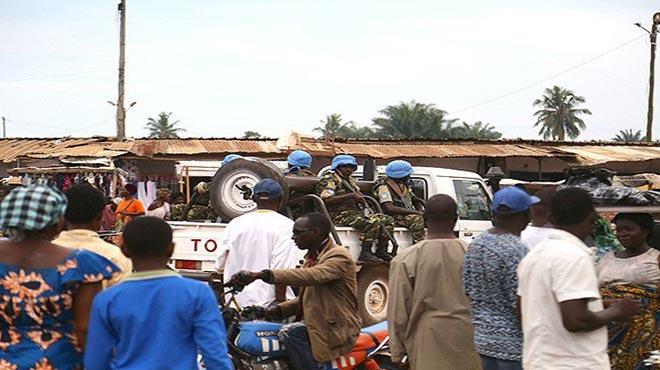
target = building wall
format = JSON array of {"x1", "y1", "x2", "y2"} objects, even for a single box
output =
[{"x1": 602, "y1": 159, "x2": 659, "y2": 175}]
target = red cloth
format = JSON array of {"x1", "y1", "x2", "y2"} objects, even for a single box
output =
[{"x1": 100, "y1": 204, "x2": 116, "y2": 231}]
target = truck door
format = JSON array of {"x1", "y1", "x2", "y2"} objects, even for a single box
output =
[{"x1": 452, "y1": 178, "x2": 492, "y2": 242}]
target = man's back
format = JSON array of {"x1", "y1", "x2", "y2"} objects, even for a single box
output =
[
  {"x1": 517, "y1": 229, "x2": 608, "y2": 370},
  {"x1": 389, "y1": 239, "x2": 481, "y2": 370},
  {"x1": 463, "y1": 230, "x2": 527, "y2": 361},
  {"x1": 222, "y1": 210, "x2": 300, "y2": 306},
  {"x1": 85, "y1": 271, "x2": 232, "y2": 370}
]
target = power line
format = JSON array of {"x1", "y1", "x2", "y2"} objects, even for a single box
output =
[
  {"x1": 0, "y1": 68, "x2": 114, "y2": 83},
  {"x1": 450, "y1": 34, "x2": 646, "y2": 115},
  {"x1": 5, "y1": 115, "x2": 114, "y2": 136}
]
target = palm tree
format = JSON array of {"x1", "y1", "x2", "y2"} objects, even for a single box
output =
[
  {"x1": 242, "y1": 130, "x2": 262, "y2": 139},
  {"x1": 450, "y1": 121, "x2": 502, "y2": 139},
  {"x1": 314, "y1": 113, "x2": 343, "y2": 139},
  {"x1": 314, "y1": 113, "x2": 374, "y2": 139},
  {"x1": 533, "y1": 86, "x2": 591, "y2": 141},
  {"x1": 371, "y1": 101, "x2": 457, "y2": 139},
  {"x1": 612, "y1": 129, "x2": 642, "y2": 142},
  {"x1": 145, "y1": 112, "x2": 185, "y2": 138}
]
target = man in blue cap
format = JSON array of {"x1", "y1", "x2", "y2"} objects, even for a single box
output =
[
  {"x1": 217, "y1": 178, "x2": 301, "y2": 307},
  {"x1": 373, "y1": 160, "x2": 425, "y2": 244},
  {"x1": 285, "y1": 150, "x2": 316, "y2": 219},
  {"x1": 285, "y1": 150, "x2": 315, "y2": 177},
  {"x1": 315, "y1": 154, "x2": 394, "y2": 262},
  {"x1": 463, "y1": 186, "x2": 539, "y2": 370}
]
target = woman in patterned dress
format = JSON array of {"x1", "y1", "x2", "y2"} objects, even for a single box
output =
[
  {"x1": 0, "y1": 185, "x2": 119, "y2": 370},
  {"x1": 597, "y1": 213, "x2": 660, "y2": 370}
]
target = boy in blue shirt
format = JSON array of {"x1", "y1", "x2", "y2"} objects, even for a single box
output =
[{"x1": 84, "y1": 217, "x2": 232, "y2": 370}]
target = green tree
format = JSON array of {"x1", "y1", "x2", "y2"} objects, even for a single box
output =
[
  {"x1": 612, "y1": 129, "x2": 642, "y2": 142},
  {"x1": 533, "y1": 86, "x2": 591, "y2": 141},
  {"x1": 314, "y1": 113, "x2": 375, "y2": 139},
  {"x1": 450, "y1": 121, "x2": 502, "y2": 139},
  {"x1": 144, "y1": 112, "x2": 185, "y2": 138},
  {"x1": 371, "y1": 101, "x2": 457, "y2": 139},
  {"x1": 242, "y1": 130, "x2": 263, "y2": 139}
]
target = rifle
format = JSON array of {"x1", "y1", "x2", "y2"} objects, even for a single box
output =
[{"x1": 340, "y1": 178, "x2": 400, "y2": 255}]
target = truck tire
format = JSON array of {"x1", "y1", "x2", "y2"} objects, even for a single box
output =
[
  {"x1": 357, "y1": 263, "x2": 389, "y2": 326},
  {"x1": 210, "y1": 157, "x2": 289, "y2": 221}
]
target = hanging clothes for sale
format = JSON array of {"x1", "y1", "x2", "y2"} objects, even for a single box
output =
[
  {"x1": 137, "y1": 180, "x2": 156, "y2": 207},
  {"x1": 146, "y1": 180, "x2": 157, "y2": 205}
]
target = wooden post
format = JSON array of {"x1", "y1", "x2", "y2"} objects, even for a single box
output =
[
  {"x1": 185, "y1": 167, "x2": 191, "y2": 203},
  {"x1": 646, "y1": 18, "x2": 658, "y2": 142},
  {"x1": 537, "y1": 158, "x2": 543, "y2": 181},
  {"x1": 116, "y1": 0, "x2": 127, "y2": 140}
]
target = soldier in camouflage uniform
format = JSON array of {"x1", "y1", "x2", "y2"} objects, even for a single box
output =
[
  {"x1": 285, "y1": 150, "x2": 316, "y2": 219},
  {"x1": 315, "y1": 154, "x2": 394, "y2": 262},
  {"x1": 171, "y1": 183, "x2": 217, "y2": 221},
  {"x1": 187, "y1": 182, "x2": 217, "y2": 221},
  {"x1": 169, "y1": 192, "x2": 186, "y2": 221},
  {"x1": 373, "y1": 160, "x2": 425, "y2": 244}
]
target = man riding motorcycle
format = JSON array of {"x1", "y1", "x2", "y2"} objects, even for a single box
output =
[{"x1": 228, "y1": 212, "x2": 361, "y2": 370}]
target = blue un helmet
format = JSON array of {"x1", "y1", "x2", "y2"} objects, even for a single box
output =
[
  {"x1": 222, "y1": 154, "x2": 242, "y2": 164},
  {"x1": 330, "y1": 154, "x2": 358, "y2": 171},
  {"x1": 385, "y1": 160, "x2": 414, "y2": 179},
  {"x1": 287, "y1": 150, "x2": 312, "y2": 169}
]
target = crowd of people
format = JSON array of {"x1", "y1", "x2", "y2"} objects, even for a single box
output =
[
  {"x1": 388, "y1": 186, "x2": 657, "y2": 370},
  {"x1": 0, "y1": 151, "x2": 656, "y2": 370}
]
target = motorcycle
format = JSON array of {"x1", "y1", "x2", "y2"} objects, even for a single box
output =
[{"x1": 205, "y1": 276, "x2": 402, "y2": 370}]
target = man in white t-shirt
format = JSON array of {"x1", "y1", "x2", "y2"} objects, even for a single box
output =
[
  {"x1": 520, "y1": 187, "x2": 555, "y2": 249},
  {"x1": 517, "y1": 188, "x2": 641, "y2": 370},
  {"x1": 218, "y1": 179, "x2": 301, "y2": 307}
]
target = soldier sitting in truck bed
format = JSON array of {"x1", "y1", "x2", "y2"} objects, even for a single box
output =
[
  {"x1": 373, "y1": 160, "x2": 426, "y2": 244},
  {"x1": 315, "y1": 154, "x2": 394, "y2": 262},
  {"x1": 285, "y1": 150, "x2": 315, "y2": 177},
  {"x1": 285, "y1": 150, "x2": 316, "y2": 219},
  {"x1": 171, "y1": 182, "x2": 217, "y2": 222}
]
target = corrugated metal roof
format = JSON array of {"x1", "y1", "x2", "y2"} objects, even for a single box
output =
[
  {"x1": 125, "y1": 138, "x2": 281, "y2": 157},
  {"x1": 0, "y1": 137, "x2": 656, "y2": 167},
  {"x1": 553, "y1": 145, "x2": 660, "y2": 165},
  {"x1": 326, "y1": 142, "x2": 565, "y2": 159},
  {"x1": 0, "y1": 138, "x2": 126, "y2": 162}
]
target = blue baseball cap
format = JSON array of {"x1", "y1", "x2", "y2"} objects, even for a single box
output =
[
  {"x1": 492, "y1": 187, "x2": 540, "y2": 214},
  {"x1": 287, "y1": 150, "x2": 312, "y2": 168},
  {"x1": 331, "y1": 155, "x2": 358, "y2": 171},
  {"x1": 252, "y1": 178, "x2": 283, "y2": 199},
  {"x1": 386, "y1": 160, "x2": 413, "y2": 179}
]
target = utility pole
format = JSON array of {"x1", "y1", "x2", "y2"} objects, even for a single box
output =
[
  {"x1": 116, "y1": 0, "x2": 127, "y2": 140},
  {"x1": 638, "y1": 13, "x2": 660, "y2": 142},
  {"x1": 1, "y1": 117, "x2": 5, "y2": 138}
]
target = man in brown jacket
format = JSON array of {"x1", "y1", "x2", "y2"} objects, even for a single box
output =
[{"x1": 228, "y1": 212, "x2": 361, "y2": 370}]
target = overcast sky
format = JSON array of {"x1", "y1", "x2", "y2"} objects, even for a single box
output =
[{"x1": 0, "y1": 1, "x2": 657, "y2": 140}]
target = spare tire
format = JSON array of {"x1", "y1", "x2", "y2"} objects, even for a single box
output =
[{"x1": 210, "y1": 157, "x2": 289, "y2": 221}]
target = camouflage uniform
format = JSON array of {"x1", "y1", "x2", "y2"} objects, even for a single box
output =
[
  {"x1": 286, "y1": 168, "x2": 317, "y2": 220},
  {"x1": 373, "y1": 177, "x2": 425, "y2": 243},
  {"x1": 315, "y1": 171, "x2": 394, "y2": 245},
  {"x1": 170, "y1": 203, "x2": 186, "y2": 221},
  {"x1": 172, "y1": 192, "x2": 217, "y2": 221}
]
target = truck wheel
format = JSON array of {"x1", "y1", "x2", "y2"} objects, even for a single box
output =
[
  {"x1": 357, "y1": 263, "x2": 389, "y2": 326},
  {"x1": 210, "y1": 158, "x2": 289, "y2": 221}
]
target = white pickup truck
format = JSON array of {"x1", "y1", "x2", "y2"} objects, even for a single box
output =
[{"x1": 169, "y1": 158, "x2": 493, "y2": 324}]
